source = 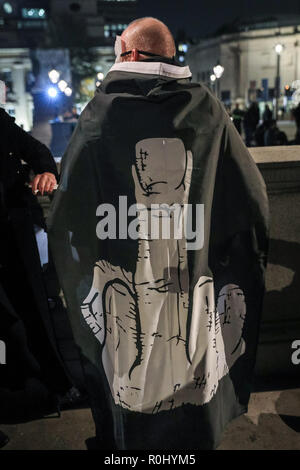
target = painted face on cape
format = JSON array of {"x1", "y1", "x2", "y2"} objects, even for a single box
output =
[{"x1": 135, "y1": 138, "x2": 187, "y2": 195}]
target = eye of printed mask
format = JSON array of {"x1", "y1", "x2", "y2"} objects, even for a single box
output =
[{"x1": 114, "y1": 35, "x2": 122, "y2": 63}]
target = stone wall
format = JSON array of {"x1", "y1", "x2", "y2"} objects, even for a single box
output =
[{"x1": 250, "y1": 146, "x2": 300, "y2": 377}]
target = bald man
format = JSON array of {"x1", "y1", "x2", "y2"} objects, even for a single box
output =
[
  {"x1": 48, "y1": 18, "x2": 269, "y2": 450},
  {"x1": 119, "y1": 17, "x2": 176, "y2": 60}
]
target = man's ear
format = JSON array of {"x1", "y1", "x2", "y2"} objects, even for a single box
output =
[{"x1": 130, "y1": 48, "x2": 139, "y2": 62}]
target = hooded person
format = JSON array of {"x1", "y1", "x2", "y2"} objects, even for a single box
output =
[{"x1": 47, "y1": 18, "x2": 269, "y2": 450}]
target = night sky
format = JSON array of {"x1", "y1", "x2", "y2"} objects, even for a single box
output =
[{"x1": 137, "y1": 0, "x2": 300, "y2": 38}]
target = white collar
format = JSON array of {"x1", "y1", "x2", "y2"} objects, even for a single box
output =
[{"x1": 108, "y1": 61, "x2": 192, "y2": 79}]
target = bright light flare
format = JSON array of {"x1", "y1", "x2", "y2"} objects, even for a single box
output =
[
  {"x1": 275, "y1": 43, "x2": 284, "y2": 55},
  {"x1": 47, "y1": 87, "x2": 57, "y2": 98},
  {"x1": 213, "y1": 65, "x2": 224, "y2": 79},
  {"x1": 58, "y1": 80, "x2": 68, "y2": 92},
  {"x1": 48, "y1": 69, "x2": 60, "y2": 84},
  {"x1": 64, "y1": 87, "x2": 72, "y2": 97}
]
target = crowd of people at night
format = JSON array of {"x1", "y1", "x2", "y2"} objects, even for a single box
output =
[{"x1": 228, "y1": 101, "x2": 300, "y2": 147}]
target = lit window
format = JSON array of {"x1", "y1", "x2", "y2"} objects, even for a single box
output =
[
  {"x1": 17, "y1": 20, "x2": 46, "y2": 29},
  {"x1": 104, "y1": 23, "x2": 127, "y2": 38},
  {"x1": 69, "y1": 3, "x2": 81, "y2": 12},
  {"x1": 178, "y1": 44, "x2": 188, "y2": 53},
  {"x1": 22, "y1": 8, "x2": 47, "y2": 19},
  {"x1": 3, "y1": 3, "x2": 13, "y2": 14}
]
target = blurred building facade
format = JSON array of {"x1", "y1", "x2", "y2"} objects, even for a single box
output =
[
  {"x1": 0, "y1": 0, "x2": 138, "y2": 129},
  {"x1": 187, "y1": 15, "x2": 300, "y2": 113},
  {"x1": 0, "y1": 0, "x2": 50, "y2": 129},
  {"x1": 0, "y1": 47, "x2": 33, "y2": 130},
  {"x1": 50, "y1": 0, "x2": 137, "y2": 47}
]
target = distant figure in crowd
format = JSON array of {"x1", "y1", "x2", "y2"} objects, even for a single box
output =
[
  {"x1": 0, "y1": 430, "x2": 9, "y2": 448},
  {"x1": 262, "y1": 104, "x2": 273, "y2": 124},
  {"x1": 264, "y1": 119, "x2": 288, "y2": 146},
  {"x1": 0, "y1": 105, "x2": 72, "y2": 424},
  {"x1": 291, "y1": 102, "x2": 300, "y2": 144},
  {"x1": 243, "y1": 101, "x2": 260, "y2": 146},
  {"x1": 63, "y1": 106, "x2": 79, "y2": 122},
  {"x1": 254, "y1": 104, "x2": 273, "y2": 147},
  {"x1": 232, "y1": 102, "x2": 244, "y2": 134}
]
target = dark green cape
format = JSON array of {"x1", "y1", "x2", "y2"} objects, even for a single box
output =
[{"x1": 48, "y1": 59, "x2": 269, "y2": 449}]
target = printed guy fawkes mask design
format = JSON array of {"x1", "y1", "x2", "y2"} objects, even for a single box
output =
[{"x1": 81, "y1": 138, "x2": 246, "y2": 413}]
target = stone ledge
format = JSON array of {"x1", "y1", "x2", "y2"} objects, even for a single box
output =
[
  {"x1": 249, "y1": 146, "x2": 300, "y2": 194},
  {"x1": 249, "y1": 145, "x2": 300, "y2": 164}
]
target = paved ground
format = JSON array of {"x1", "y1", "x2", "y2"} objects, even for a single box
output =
[{"x1": 1, "y1": 388, "x2": 299, "y2": 450}]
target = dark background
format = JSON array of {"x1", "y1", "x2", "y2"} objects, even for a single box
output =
[{"x1": 137, "y1": 0, "x2": 300, "y2": 37}]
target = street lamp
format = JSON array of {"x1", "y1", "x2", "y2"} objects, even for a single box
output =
[
  {"x1": 275, "y1": 43, "x2": 283, "y2": 55},
  {"x1": 213, "y1": 64, "x2": 224, "y2": 99},
  {"x1": 213, "y1": 64, "x2": 224, "y2": 79},
  {"x1": 58, "y1": 80, "x2": 68, "y2": 92},
  {"x1": 48, "y1": 69, "x2": 60, "y2": 84},
  {"x1": 274, "y1": 43, "x2": 284, "y2": 120},
  {"x1": 210, "y1": 73, "x2": 216, "y2": 94},
  {"x1": 47, "y1": 87, "x2": 58, "y2": 99},
  {"x1": 64, "y1": 87, "x2": 72, "y2": 97}
]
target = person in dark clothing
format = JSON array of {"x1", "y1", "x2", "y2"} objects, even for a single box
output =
[
  {"x1": 254, "y1": 123, "x2": 267, "y2": 147},
  {"x1": 0, "y1": 107, "x2": 72, "y2": 423},
  {"x1": 0, "y1": 430, "x2": 9, "y2": 448},
  {"x1": 48, "y1": 18, "x2": 269, "y2": 450},
  {"x1": 232, "y1": 103, "x2": 244, "y2": 134},
  {"x1": 264, "y1": 119, "x2": 288, "y2": 146},
  {"x1": 291, "y1": 103, "x2": 300, "y2": 144},
  {"x1": 262, "y1": 104, "x2": 273, "y2": 124},
  {"x1": 243, "y1": 101, "x2": 260, "y2": 146},
  {"x1": 0, "y1": 280, "x2": 59, "y2": 423},
  {"x1": 254, "y1": 105, "x2": 275, "y2": 146}
]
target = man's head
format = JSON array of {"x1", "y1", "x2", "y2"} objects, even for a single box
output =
[{"x1": 120, "y1": 17, "x2": 176, "y2": 62}]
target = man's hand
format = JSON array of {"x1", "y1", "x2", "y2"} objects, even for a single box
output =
[{"x1": 31, "y1": 172, "x2": 57, "y2": 195}]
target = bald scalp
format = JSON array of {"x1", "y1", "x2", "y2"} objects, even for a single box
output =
[{"x1": 121, "y1": 17, "x2": 176, "y2": 58}]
